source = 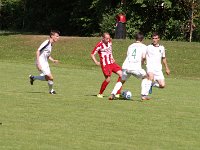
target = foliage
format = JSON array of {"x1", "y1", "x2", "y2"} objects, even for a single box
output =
[
  {"x1": 99, "y1": 11, "x2": 116, "y2": 37},
  {"x1": 0, "y1": 0, "x2": 200, "y2": 41}
]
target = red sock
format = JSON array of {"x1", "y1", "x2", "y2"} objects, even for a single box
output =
[
  {"x1": 116, "y1": 77, "x2": 122, "y2": 94},
  {"x1": 99, "y1": 80, "x2": 109, "y2": 94}
]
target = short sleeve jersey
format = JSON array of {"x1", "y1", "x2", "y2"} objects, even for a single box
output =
[
  {"x1": 146, "y1": 44, "x2": 165, "y2": 71},
  {"x1": 91, "y1": 40, "x2": 114, "y2": 66},
  {"x1": 38, "y1": 40, "x2": 52, "y2": 63},
  {"x1": 122, "y1": 43, "x2": 147, "y2": 70}
]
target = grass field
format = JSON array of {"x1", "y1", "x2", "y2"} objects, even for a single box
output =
[{"x1": 0, "y1": 34, "x2": 200, "y2": 150}]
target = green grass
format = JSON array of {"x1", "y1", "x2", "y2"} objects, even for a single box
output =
[{"x1": 0, "y1": 35, "x2": 200, "y2": 149}]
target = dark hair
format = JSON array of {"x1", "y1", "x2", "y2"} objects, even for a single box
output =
[
  {"x1": 152, "y1": 32, "x2": 160, "y2": 38},
  {"x1": 50, "y1": 30, "x2": 60, "y2": 37},
  {"x1": 135, "y1": 32, "x2": 144, "y2": 41}
]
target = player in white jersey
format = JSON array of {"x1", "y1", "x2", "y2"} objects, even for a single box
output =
[
  {"x1": 29, "y1": 30, "x2": 60, "y2": 94},
  {"x1": 109, "y1": 32, "x2": 152, "y2": 100},
  {"x1": 146, "y1": 32, "x2": 170, "y2": 94}
]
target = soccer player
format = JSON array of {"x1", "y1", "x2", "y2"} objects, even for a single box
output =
[
  {"x1": 29, "y1": 30, "x2": 60, "y2": 94},
  {"x1": 109, "y1": 32, "x2": 152, "y2": 100},
  {"x1": 146, "y1": 32, "x2": 170, "y2": 93},
  {"x1": 91, "y1": 32, "x2": 122, "y2": 98}
]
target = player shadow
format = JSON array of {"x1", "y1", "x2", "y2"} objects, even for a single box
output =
[
  {"x1": 87, "y1": 94, "x2": 109, "y2": 98},
  {"x1": 85, "y1": 94, "x2": 144, "y2": 102},
  {"x1": 27, "y1": 91, "x2": 45, "y2": 94},
  {"x1": 115, "y1": 97, "x2": 141, "y2": 102}
]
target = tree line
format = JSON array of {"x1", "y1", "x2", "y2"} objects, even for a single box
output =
[{"x1": 0, "y1": 0, "x2": 199, "y2": 41}]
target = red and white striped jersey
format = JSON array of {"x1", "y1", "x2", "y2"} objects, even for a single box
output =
[{"x1": 91, "y1": 40, "x2": 114, "y2": 66}]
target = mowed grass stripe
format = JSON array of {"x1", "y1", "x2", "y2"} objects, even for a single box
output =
[{"x1": 0, "y1": 62, "x2": 199, "y2": 150}]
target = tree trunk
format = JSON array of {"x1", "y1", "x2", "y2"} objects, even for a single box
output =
[{"x1": 189, "y1": 0, "x2": 194, "y2": 42}]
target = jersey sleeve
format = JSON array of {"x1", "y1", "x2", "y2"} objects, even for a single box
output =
[
  {"x1": 162, "y1": 46, "x2": 166, "y2": 58},
  {"x1": 142, "y1": 45, "x2": 147, "y2": 59},
  {"x1": 91, "y1": 42, "x2": 101, "y2": 55},
  {"x1": 38, "y1": 40, "x2": 49, "y2": 51}
]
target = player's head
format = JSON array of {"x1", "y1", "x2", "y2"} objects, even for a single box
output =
[
  {"x1": 50, "y1": 30, "x2": 60, "y2": 42},
  {"x1": 152, "y1": 32, "x2": 160, "y2": 45},
  {"x1": 135, "y1": 32, "x2": 144, "y2": 42},
  {"x1": 102, "y1": 32, "x2": 111, "y2": 44}
]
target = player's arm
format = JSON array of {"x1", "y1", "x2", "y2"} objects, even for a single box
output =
[
  {"x1": 90, "y1": 53, "x2": 100, "y2": 66},
  {"x1": 141, "y1": 47, "x2": 147, "y2": 65},
  {"x1": 49, "y1": 56, "x2": 59, "y2": 64},
  {"x1": 162, "y1": 57, "x2": 170, "y2": 75},
  {"x1": 91, "y1": 46, "x2": 100, "y2": 66},
  {"x1": 36, "y1": 50, "x2": 42, "y2": 71}
]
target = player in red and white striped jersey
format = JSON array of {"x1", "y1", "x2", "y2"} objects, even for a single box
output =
[{"x1": 91, "y1": 33, "x2": 122, "y2": 98}]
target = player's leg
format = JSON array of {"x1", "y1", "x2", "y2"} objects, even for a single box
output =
[
  {"x1": 97, "y1": 65, "x2": 111, "y2": 98},
  {"x1": 141, "y1": 78, "x2": 151, "y2": 100},
  {"x1": 45, "y1": 73, "x2": 56, "y2": 94},
  {"x1": 112, "y1": 63, "x2": 122, "y2": 96},
  {"x1": 42, "y1": 66, "x2": 56, "y2": 94},
  {"x1": 146, "y1": 71, "x2": 154, "y2": 95},
  {"x1": 29, "y1": 63, "x2": 48, "y2": 85},
  {"x1": 97, "y1": 75, "x2": 111, "y2": 98},
  {"x1": 131, "y1": 69, "x2": 151, "y2": 100},
  {"x1": 115, "y1": 70, "x2": 122, "y2": 96},
  {"x1": 156, "y1": 80, "x2": 165, "y2": 88},
  {"x1": 154, "y1": 71, "x2": 165, "y2": 88},
  {"x1": 109, "y1": 69, "x2": 129, "y2": 100},
  {"x1": 30, "y1": 73, "x2": 46, "y2": 81}
]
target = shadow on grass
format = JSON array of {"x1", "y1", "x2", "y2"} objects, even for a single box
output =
[
  {"x1": 27, "y1": 91, "x2": 45, "y2": 94},
  {"x1": 85, "y1": 94, "x2": 143, "y2": 102}
]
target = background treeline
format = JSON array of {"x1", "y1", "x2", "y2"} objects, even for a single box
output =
[{"x1": 0, "y1": 0, "x2": 200, "y2": 41}]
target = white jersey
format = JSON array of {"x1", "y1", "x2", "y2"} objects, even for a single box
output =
[
  {"x1": 38, "y1": 40, "x2": 52, "y2": 65},
  {"x1": 146, "y1": 44, "x2": 165, "y2": 71},
  {"x1": 122, "y1": 42, "x2": 147, "y2": 70}
]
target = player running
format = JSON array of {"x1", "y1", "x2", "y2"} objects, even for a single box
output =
[
  {"x1": 91, "y1": 32, "x2": 122, "y2": 98},
  {"x1": 29, "y1": 30, "x2": 60, "y2": 94},
  {"x1": 109, "y1": 32, "x2": 151, "y2": 100},
  {"x1": 146, "y1": 32, "x2": 170, "y2": 93}
]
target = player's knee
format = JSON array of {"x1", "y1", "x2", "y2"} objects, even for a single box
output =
[
  {"x1": 159, "y1": 84, "x2": 165, "y2": 88},
  {"x1": 106, "y1": 78, "x2": 111, "y2": 82},
  {"x1": 45, "y1": 75, "x2": 53, "y2": 81},
  {"x1": 119, "y1": 72, "x2": 122, "y2": 78},
  {"x1": 105, "y1": 77, "x2": 111, "y2": 82}
]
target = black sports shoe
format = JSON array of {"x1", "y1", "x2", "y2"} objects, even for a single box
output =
[
  {"x1": 49, "y1": 90, "x2": 56, "y2": 94},
  {"x1": 29, "y1": 75, "x2": 34, "y2": 85}
]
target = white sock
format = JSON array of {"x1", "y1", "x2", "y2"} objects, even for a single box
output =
[
  {"x1": 111, "y1": 82, "x2": 122, "y2": 95},
  {"x1": 141, "y1": 79, "x2": 152, "y2": 96},
  {"x1": 33, "y1": 76, "x2": 46, "y2": 81},
  {"x1": 48, "y1": 80, "x2": 54, "y2": 92}
]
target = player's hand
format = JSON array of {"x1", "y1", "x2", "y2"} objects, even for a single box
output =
[
  {"x1": 95, "y1": 61, "x2": 100, "y2": 66},
  {"x1": 53, "y1": 60, "x2": 59, "y2": 64},
  {"x1": 166, "y1": 68, "x2": 170, "y2": 75},
  {"x1": 112, "y1": 58, "x2": 115, "y2": 63}
]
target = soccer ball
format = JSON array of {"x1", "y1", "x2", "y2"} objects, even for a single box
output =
[{"x1": 122, "y1": 90, "x2": 132, "y2": 100}]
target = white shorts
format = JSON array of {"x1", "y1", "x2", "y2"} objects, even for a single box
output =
[
  {"x1": 122, "y1": 69, "x2": 147, "y2": 81},
  {"x1": 36, "y1": 61, "x2": 51, "y2": 76},
  {"x1": 147, "y1": 68, "x2": 164, "y2": 80},
  {"x1": 40, "y1": 65, "x2": 51, "y2": 75}
]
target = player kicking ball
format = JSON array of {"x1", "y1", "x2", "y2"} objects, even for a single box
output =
[
  {"x1": 109, "y1": 32, "x2": 151, "y2": 100},
  {"x1": 29, "y1": 30, "x2": 60, "y2": 94}
]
